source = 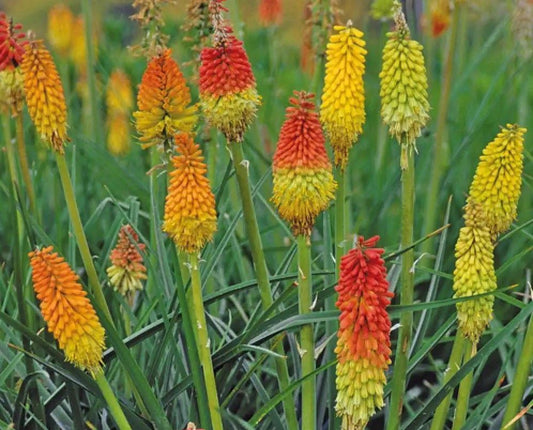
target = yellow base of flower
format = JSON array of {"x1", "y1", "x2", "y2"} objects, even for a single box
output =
[
  {"x1": 271, "y1": 166, "x2": 336, "y2": 236},
  {"x1": 163, "y1": 215, "x2": 217, "y2": 254},
  {"x1": 336, "y1": 358, "x2": 386, "y2": 430},
  {"x1": 107, "y1": 114, "x2": 131, "y2": 156},
  {"x1": 201, "y1": 87, "x2": 261, "y2": 142},
  {"x1": 107, "y1": 265, "x2": 146, "y2": 296}
]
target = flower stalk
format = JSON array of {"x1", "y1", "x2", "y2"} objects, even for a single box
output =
[
  {"x1": 451, "y1": 339, "x2": 475, "y2": 430},
  {"x1": 94, "y1": 370, "x2": 133, "y2": 430}
]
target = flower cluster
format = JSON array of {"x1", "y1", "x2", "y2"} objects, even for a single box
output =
[
  {"x1": 335, "y1": 236, "x2": 393, "y2": 429},
  {"x1": 321, "y1": 23, "x2": 367, "y2": 169},
  {"x1": 134, "y1": 49, "x2": 197, "y2": 150},
  {"x1": 379, "y1": 7, "x2": 429, "y2": 162},
  {"x1": 29, "y1": 246, "x2": 105, "y2": 374},
  {"x1": 107, "y1": 225, "x2": 147, "y2": 297},
  {"x1": 259, "y1": 0, "x2": 282, "y2": 26},
  {"x1": 47, "y1": 4, "x2": 74, "y2": 58},
  {"x1": 272, "y1": 92, "x2": 336, "y2": 237},
  {"x1": 163, "y1": 133, "x2": 217, "y2": 253},
  {"x1": 21, "y1": 40, "x2": 68, "y2": 153},
  {"x1": 429, "y1": 0, "x2": 451, "y2": 37}
]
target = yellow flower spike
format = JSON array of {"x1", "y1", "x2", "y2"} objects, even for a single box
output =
[
  {"x1": 453, "y1": 204, "x2": 497, "y2": 344},
  {"x1": 106, "y1": 69, "x2": 134, "y2": 116},
  {"x1": 321, "y1": 23, "x2": 367, "y2": 169},
  {"x1": 69, "y1": 16, "x2": 89, "y2": 73},
  {"x1": 47, "y1": 4, "x2": 74, "y2": 57},
  {"x1": 163, "y1": 133, "x2": 217, "y2": 253},
  {"x1": 107, "y1": 114, "x2": 131, "y2": 156},
  {"x1": 29, "y1": 246, "x2": 106, "y2": 375},
  {"x1": 134, "y1": 49, "x2": 197, "y2": 150},
  {"x1": 21, "y1": 40, "x2": 69, "y2": 153},
  {"x1": 379, "y1": 6, "x2": 429, "y2": 166},
  {"x1": 466, "y1": 124, "x2": 526, "y2": 236}
]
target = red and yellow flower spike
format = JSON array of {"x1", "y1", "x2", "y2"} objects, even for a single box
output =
[
  {"x1": 21, "y1": 40, "x2": 68, "y2": 153},
  {"x1": 453, "y1": 204, "x2": 497, "y2": 344},
  {"x1": 379, "y1": 5, "x2": 429, "y2": 167},
  {"x1": 466, "y1": 124, "x2": 526, "y2": 236},
  {"x1": 106, "y1": 70, "x2": 134, "y2": 155},
  {"x1": 335, "y1": 235, "x2": 393, "y2": 429},
  {"x1": 429, "y1": 0, "x2": 451, "y2": 38},
  {"x1": 199, "y1": 18, "x2": 261, "y2": 142},
  {"x1": 47, "y1": 4, "x2": 74, "y2": 57},
  {"x1": 320, "y1": 22, "x2": 367, "y2": 169},
  {"x1": 29, "y1": 246, "x2": 105, "y2": 374},
  {"x1": 271, "y1": 91, "x2": 336, "y2": 236},
  {"x1": 107, "y1": 225, "x2": 147, "y2": 297},
  {"x1": 163, "y1": 133, "x2": 217, "y2": 253},
  {"x1": 134, "y1": 49, "x2": 197, "y2": 150},
  {"x1": 259, "y1": 0, "x2": 282, "y2": 26}
]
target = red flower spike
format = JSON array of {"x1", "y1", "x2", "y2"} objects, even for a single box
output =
[{"x1": 0, "y1": 13, "x2": 27, "y2": 71}]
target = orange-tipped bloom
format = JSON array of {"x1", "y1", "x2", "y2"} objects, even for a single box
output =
[
  {"x1": 107, "y1": 225, "x2": 147, "y2": 296},
  {"x1": 163, "y1": 133, "x2": 217, "y2": 253},
  {"x1": 21, "y1": 40, "x2": 68, "y2": 153},
  {"x1": 429, "y1": 0, "x2": 451, "y2": 37},
  {"x1": 259, "y1": 0, "x2": 282, "y2": 26},
  {"x1": 272, "y1": 91, "x2": 336, "y2": 237},
  {"x1": 453, "y1": 204, "x2": 497, "y2": 344},
  {"x1": 466, "y1": 124, "x2": 526, "y2": 236},
  {"x1": 47, "y1": 4, "x2": 74, "y2": 57},
  {"x1": 134, "y1": 50, "x2": 197, "y2": 149},
  {"x1": 199, "y1": 29, "x2": 261, "y2": 142},
  {"x1": 321, "y1": 23, "x2": 367, "y2": 169},
  {"x1": 0, "y1": 13, "x2": 27, "y2": 71},
  {"x1": 335, "y1": 235, "x2": 393, "y2": 429},
  {"x1": 29, "y1": 246, "x2": 105, "y2": 374},
  {"x1": 380, "y1": 8, "x2": 429, "y2": 163}
]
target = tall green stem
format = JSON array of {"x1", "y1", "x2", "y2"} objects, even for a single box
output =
[
  {"x1": 55, "y1": 152, "x2": 172, "y2": 429},
  {"x1": 421, "y1": 2, "x2": 461, "y2": 253},
  {"x1": 94, "y1": 370, "x2": 132, "y2": 430},
  {"x1": 430, "y1": 331, "x2": 466, "y2": 430},
  {"x1": 173, "y1": 247, "x2": 211, "y2": 428},
  {"x1": 15, "y1": 115, "x2": 37, "y2": 218},
  {"x1": 188, "y1": 252, "x2": 224, "y2": 430},
  {"x1": 387, "y1": 144, "x2": 415, "y2": 430},
  {"x1": 228, "y1": 142, "x2": 298, "y2": 429},
  {"x1": 297, "y1": 234, "x2": 315, "y2": 430},
  {"x1": 452, "y1": 338, "x2": 474, "y2": 430},
  {"x1": 81, "y1": 0, "x2": 102, "y2": 144},
  {"x1": 3, "y1": 115, "x2": 46, "y2": 427},
  {"x1": 502, "y1": 311, "x2": 533, "y2": 430}
]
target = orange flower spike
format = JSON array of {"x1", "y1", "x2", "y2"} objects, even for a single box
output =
[
  {"x1": 107, "y1": 225, "x2": 147, "y2": 296},
  {"x1": 259, "y1": 0, "x2": 283, "y2": 26},
  {"x1": 29, "y1": 246, "x2": 105, "y2": 375},
  {"x1": 430, "y1": 0, "x2": 451, "y2": 37},
  {"x1": 0, "y1": 13, "x2": 27, "y2": 71},
  {"x1": 199, "y1": 28, "x2": 261, "y2": 142},
  {"x1": 134, "y1": 49, "x2": 197, "y2": 149},
  {"x1": 163, "y1": 133, "x2": 217, "y2": 253},
  {"x1": 335, "y1": 235, "x2": 393, "y2": 430},
  {"x1": 21, "y1": 40, "x2": 68, "y2": 153},
  {"x1": 271, "y1": 91, "x2": 336, "y2": 236}
]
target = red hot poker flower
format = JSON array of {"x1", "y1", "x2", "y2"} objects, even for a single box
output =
[
  {"x1": 335, "y1": 235, "x2": 394, "y2": 429},
  {"x1": 0, "y1": 13, "x2": 27, "y2": 70}
]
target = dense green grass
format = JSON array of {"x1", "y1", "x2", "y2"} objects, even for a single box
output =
[{"x1": 0, "y1": 1, "x2": 532, "y2": 429}]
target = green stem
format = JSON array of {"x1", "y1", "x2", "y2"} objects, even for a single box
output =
[
  {"x1": 55, "y1": 153, "x2": 112, "y2": 322},
  {"x1": 387, "y1": 143, "x2": 415, "y2": 430},
  {"x1": 452, "y1": 337, "x2": 474, "y2": 430},
  {"x1": 15, "y1": 115, "x2": 37, "y2": 218},
  {"x1": 430, "y1": 331, "x2": 466, "y2": 430},
  {"x1": 81, "y1": 0, "x2": 102, "y2": 145},
  {"x1": 297, "y1": 234, "x2": 315, "y2": 430},
  {"x1": 421, "y1": 2, "x2": 461, "y2": 254},
  {"x1": 3, "y1": 115, "x2": 46, "y2": 427},
  {"x1": 174, "y1": 246, "x2": 212, "y2": 428},
  {"x1": 94, "y1": 370, "x2": 132, "y2": 430},
  {"x1": 501, "y1": 312, "x2": 533, "y2": 430},
  {"x1": 56, "y1": 152, "x2": 172, "y2": 429},
  {"x1": 228, "y1": 142, "x2": 298, "y2": 429},
  {"x1": 188, "y1": 252, "x2": 224, "y2": 430}
]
